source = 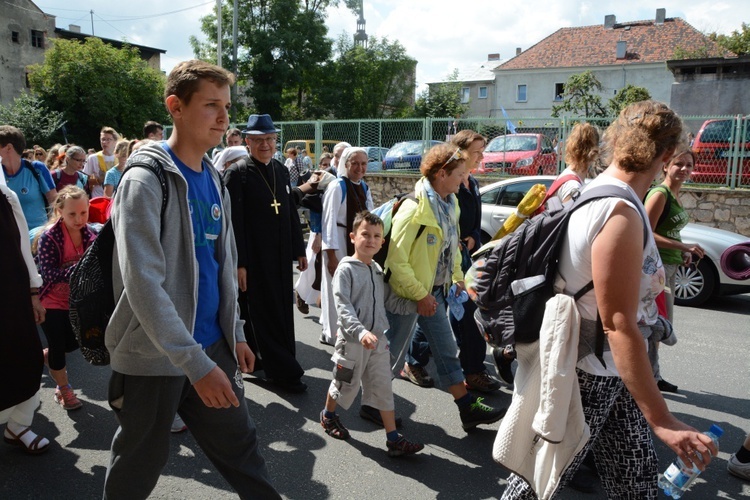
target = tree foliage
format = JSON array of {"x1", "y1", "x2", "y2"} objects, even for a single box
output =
[
  {"x1": 710, "y1": 22, "x2": 750, "y2": 56},
  {"x1": 192, "y1": 0, "x2": 416, "y2": 120},
  {"x1": 28, "y1": 38, "x2": 167, "y2": 146},
  {"x1": 551, "y1": 71, "x2": 608, "y2": 118},
  {"x1": 608, "y1": 84, "x2": 651, "y2": 116},
  {"x1": 413, "y1": 69, "x2": 468, "y2": 118},
  {"x1": 310, "y1": 34, "x2": 415, "y2": 119},
  {"x1": 0, "y1": 93, "x2": 65, "y2": 146}
]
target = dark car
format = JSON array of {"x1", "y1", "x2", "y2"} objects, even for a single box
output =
[
  {"x1": 690, "y1": 118, "x2": 750, "y2": 186},
  {"x1": 476, "y1": 134, "x2": 557, "y2": 175},
  {"x1": 382, "y1": 140, "x2": 444, "y2": 170}
]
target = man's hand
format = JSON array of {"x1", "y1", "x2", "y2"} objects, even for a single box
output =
[
  {"x1": 236, "y1": 342, "x2": 255, "y2": 373},
  {"x1": 360, "y1": 331, "x2": 379, "y2": 350},
  {"x1": 465, "y1": 236, "x2": 476, "y2": 251},
  {"x1": 31, "y1": 295, "x2": 45, "y2": 324},
  {"x1": 416, "y1": 294, "x2": 437, "y2": 316},
  {"x1": 326, "y1": 251, "x2": 339, "y2": 277},
  {"x1": 237, "y1": 267, "x2": 247, "y2": 292},
  {"x1": 297, "y1": 256, "x2": 308, "y2": 272},
  {"x1": 312, "y1": 233, "x2": 322, "y2": 254},
  {"x1": 193, "y1": 366, "x2": 240, "y2": 408}
]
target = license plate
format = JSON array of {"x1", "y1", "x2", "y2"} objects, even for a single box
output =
[{"x1": 394, "y1": 162, "x2": 411, "y2": 169}]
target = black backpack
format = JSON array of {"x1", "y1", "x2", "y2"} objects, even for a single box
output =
[
  {"x1": 68, "y1": 159, "x2": 168, "y2": 365},
  {"x1": 471, "y1": 184, "x2": 648, "y2": 360}
]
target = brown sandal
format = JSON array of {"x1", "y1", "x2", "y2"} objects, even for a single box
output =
[{"x1": 4, "y1": 427, "x2": 50, "y2": 455}]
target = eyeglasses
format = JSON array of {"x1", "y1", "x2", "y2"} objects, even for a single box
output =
[
  {"x1": 69, "y1": 157, "x2": 86, "y2": 163},
  {"x1": 440, "y1": 148, "x2": 463, "y2": 169},
  {"x1": 35, "y1": 152, "x2": 45, "y2": 157},
  {"x1": 247, "y1": 137, "x2": 276, "y2": 145}
]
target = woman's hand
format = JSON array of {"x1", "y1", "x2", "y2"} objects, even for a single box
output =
[
  {"x1": 416, "y1": 294, "x2": 437, "y2": 316},
  {"x1": 682, "y1": 243, "x2": 705, "y2": 265},
  {"x1": 652, "y1": 418, "x2": 718, "y2": 472},
  {"x1": 312, "y1": 233, "x2": 322, "y2": 254}
]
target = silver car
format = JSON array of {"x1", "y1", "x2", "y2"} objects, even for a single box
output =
[{"x1": 479, "y1": 176, "x2": 750, "y2": 307}]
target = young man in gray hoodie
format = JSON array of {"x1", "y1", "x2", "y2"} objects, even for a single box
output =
[{"x1": 103, "y1": 60, "x2": 280, "y2": 499}]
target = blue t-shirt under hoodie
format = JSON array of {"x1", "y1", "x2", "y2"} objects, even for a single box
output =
[{"x1": 163, "y1": 144, "x2": 223, "y2": 349}]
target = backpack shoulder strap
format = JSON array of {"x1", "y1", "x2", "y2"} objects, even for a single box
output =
[
  {"x1": 96, "y1": 152, "x2": 107, "y2": 172},
  {"x1": 123, "y1": 156, "x2": 169, "y2": 219},
  {"x1": 543, "y1": 173, "x2": 580, "y2": 205},
  {"x1": 572, "y1": 184, "x2": 649, "y2": 245},
  {"x1": 338, "y1": 177, "x2": 347, "y2": 203},
  {"x1": 23, "y1": 159, "x2": 48, "y2": 207}
]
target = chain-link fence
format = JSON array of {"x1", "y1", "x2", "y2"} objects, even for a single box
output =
[{"x1": 167, "y1": 114, "x2": 748, "y2": 188}]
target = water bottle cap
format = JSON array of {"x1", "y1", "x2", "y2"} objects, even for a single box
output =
[{"x1": 709, "y1": 424, "x2": 724, "y2": 437}]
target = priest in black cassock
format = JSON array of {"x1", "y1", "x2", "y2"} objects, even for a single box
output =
[{"x1": 224, "y1": 114, "x2": 308, "y2": 393}]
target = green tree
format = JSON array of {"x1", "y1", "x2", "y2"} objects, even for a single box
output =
[
  {"x1": 711, "y1": 22, "x2": 750, "y2": 56},
  {"x1": 193, "y1": 0, "x2": 334, "y2": 120},
  {"x1": 551, "y1": 71, "x2": 608, "y2": 118},
  {"x1": 413, "y1": 69, "x2": 468, "y2": 118},
  {"x1": 0, "y1": 93, "x2": 65, "y2": 146},
  {"x1": 313, "y1": 34, "x2": 415, "y2": 119},
  {"x1": 28, "y1": 38, "x2": 167, "y2": 146},
  {"x1": 608, "y1": 84, "x2": 651, "y2": 116}
]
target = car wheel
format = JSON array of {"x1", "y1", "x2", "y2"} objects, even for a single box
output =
[{"x1": 674, "y1": 258, "x2": 716, "y2": 307}]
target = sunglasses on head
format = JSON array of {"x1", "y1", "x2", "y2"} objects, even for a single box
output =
[{"x1": 440, "y1": 148, "x2": 463, "y2": 170}]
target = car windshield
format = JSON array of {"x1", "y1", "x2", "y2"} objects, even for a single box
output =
[
  {"x1": 486, "y1": 135, "x2": 537, "y2": 153},
  {"x1": 388, "y1": 141, "x2": 424, "y2": 156}
]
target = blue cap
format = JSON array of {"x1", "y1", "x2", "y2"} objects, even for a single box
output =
[
  {"x1": 709, "y1": 424, "x2": 724, "y2": 437},
  {"x1": 242, "y1": 114, "x2": 280, "y2": 135}
]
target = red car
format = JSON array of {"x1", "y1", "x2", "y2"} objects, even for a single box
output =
[
  {"x1": 690, "y1": 117, "x2": 750, "y2": 186},
  {"x1": 475, "y1": 133, "x2": 557, "y2": 175}
]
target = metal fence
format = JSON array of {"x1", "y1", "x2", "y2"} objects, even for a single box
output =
[{"x1": 167, "y1": 114, "x2": 749, "y2": 188}]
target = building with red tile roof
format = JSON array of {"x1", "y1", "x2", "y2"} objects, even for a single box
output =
[{"x1": 491, "y1": 9, "x2": 731, "y2": 119}]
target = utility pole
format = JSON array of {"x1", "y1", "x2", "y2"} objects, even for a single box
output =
[
  {"x1": 216, "y1": 0, "x2": 222, "y2": 67},
  {"x1": 90, "y1": 10, "x2": 94, "y2": 35},
  {"x1": 231, "y1": 0, "x2": 238, "y2": 122}
]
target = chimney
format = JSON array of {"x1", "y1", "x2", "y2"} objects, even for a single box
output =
[
  {"x1": 655, "y1": 8, "x2": 666, "y2": 25},
  {"x1": 616, "y1": 41, "x2": 627, "y2": 59},
  {"x1": 516, "y1": 47, "x2": 522, "y2": 56},
  {"x1": 605, "y1": 15, "x2": 616, "y2": 29},
  {"x1": 487, "y1": 53, "x2": 500, "y2": 61},
  {"x1": 68, "y1": 24, "x2": 81, "y2": 33}
]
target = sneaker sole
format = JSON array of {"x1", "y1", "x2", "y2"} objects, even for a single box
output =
[
  {"x1": 464, "y1": 381, "x2": 501, "y2": 393},
  {"x1": 387, "y1": 444, "x2": 424, "y2": 457},
  {"x1": 399, "y1": 370, "x2": 434, "y2": 388},
  {"x1": 728, "y1": 465, "x2": 750, "y2": 481},
  {"x1": 54, "y1": 395, "x2": 83, "y2": 411},
  {"x1": 461, "y1": 408, "x2": 507, "y2": 431}
]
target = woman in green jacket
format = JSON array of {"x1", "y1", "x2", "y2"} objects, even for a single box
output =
[{"x1": 383, "y1": 143, "x2": 506, "y2": 431}]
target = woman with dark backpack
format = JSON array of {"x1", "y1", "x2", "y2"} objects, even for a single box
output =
[
  {"x1": 53, "y1": 145, "x2": 90, "y2": 193},
  {"x1": 500, "y1": 101, "x2": 718, "y2": 499}
]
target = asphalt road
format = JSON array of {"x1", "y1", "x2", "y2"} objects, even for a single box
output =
[{"x1": 2, "y1": 281, "x2": 749, "y2": 499}]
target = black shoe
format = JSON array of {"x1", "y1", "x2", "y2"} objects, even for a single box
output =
[
  {"x1": 657, "y1": 379, "x2": 679, "y2": 393},
  {"x1": 271, "y1": 378, "x2": 308, "y2": 393},
  {"x1": 359, "y1": 405, "x2": 403, "y2": 428},
  {"x1": 319, "y1": 335, "x2": 335, "y2": 346},
  {"x1": 295, "y1": 292, "x2": 309, "y2": 314},
  {"x1": 492, "y1": 347, "x2": 515, "y2": 385},
  {"x1": 459, "y1": 396, "x2": 506, "y2": 431}
]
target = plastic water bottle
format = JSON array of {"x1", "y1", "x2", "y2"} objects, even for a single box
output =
[{"x1": 658, "y1": 424, "x2": 723, "y2": 498}]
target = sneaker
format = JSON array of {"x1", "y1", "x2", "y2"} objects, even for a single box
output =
[
  {"x1": 171, "y1": 414, "x2": 188, "y2": 433},
  {"x1": 386, "y1": 434, "x2": 424, "y2": 457},
  {"x1": 295, "y1": 292, "x2": 309, "y2": 314},
  {"x1": 459, "y1": 396, "x2": 506, "y2": 431},
  {"x1": 464, "y1": 372, "x2": 502, "y2": 393},
  {"x1": 492, "y1": 346, "x2": 515, "y2": 385},
  {"x1": 728, "y1": 454, "x2": 750, "y2": 481},
  {"x1": 320, "y1": 411, "x2": 350, "y2": 440},
  {"x1": 54, "y1": 385, "x2": 83, "y2": 411},
  {"x1": 359, "y1": 405, "x2": 402, "y2": 428},
  {"x1": 657, "y1": 379, "x2": 679, "y2": 393},
  {"x1": 400, "y1": 363, "x2": 434, "y2": 388}
]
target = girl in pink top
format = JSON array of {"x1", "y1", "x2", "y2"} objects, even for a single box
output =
[{"x1": 34, "y1": 186, "x2": 97, "y2": 410}]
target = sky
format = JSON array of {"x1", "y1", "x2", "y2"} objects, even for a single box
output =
[{"x1": 35, "y1": 0, "x2": 750, "y2": 92}]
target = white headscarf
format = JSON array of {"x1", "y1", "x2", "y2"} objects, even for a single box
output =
[
  {"x1": 213, "y1": 146, "x2": 249, "y2": 172},
  {"x1": 338, "y1": 147, "x2": 368, "y2": 179}
]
